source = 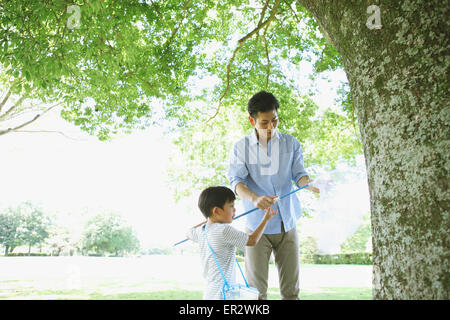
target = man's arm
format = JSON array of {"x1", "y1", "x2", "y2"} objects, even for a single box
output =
[
  {"x1": 235, "y1": 182, "x2": 258, "y2": 203},
  {"x1": 291, "y1": 138, "x2": 319, "y2": 194},
  {"x1": 297, "y1": 175, "x2": 320, "y2": 194},
  {"x1": 235, "y1": 182, "x2": 278, "y2": 210}
]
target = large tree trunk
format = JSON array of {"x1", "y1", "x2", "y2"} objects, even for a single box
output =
[{"x1": 298, "y1": 0, "x2": 449, "y2": 299}]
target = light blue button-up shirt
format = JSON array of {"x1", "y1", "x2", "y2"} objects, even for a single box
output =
[{"x1": 228, "y1": 129, "x2": 309, "y2": 234}]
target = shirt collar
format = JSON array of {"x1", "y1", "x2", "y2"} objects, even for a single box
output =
[{"x1": 249, "y1": 128, "x2": 279, "y2": 146}]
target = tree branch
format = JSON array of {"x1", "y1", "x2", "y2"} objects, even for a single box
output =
[
  {"x1": 149, "y1": 0, "x2": 163, "y2": 19},
  {"x1": 256, "y1": 0, "x2": 270, "y2": 29},
  {"x1": 282, "y1": 0, "x2": 301, "y2": 24},
  {"x1": 0, "y1": 114, "x2": 39, "y2": 136},
  {"x1": 0, "y1": 88, "x2": 12, "y2": 113},
  {"x1": 1, "y1": 104, "x2": 50, "y2": 121},
  {"x1": 0, "y1": 95, "x2": 27, "y2": 121},
  {"x1": 205, "y1": 0, "x2": 281, "y2": 123},
  {"x1": 263, "y1": 24, "x2": 271, "y2": 90},
  {"x1": 0, "y1": 102, "x2": 62, "y2": 137},
  {"x1": 237, "y1": 0, "x2": 281, "y2": 45},
  {"x1": 12, "y1": 130, "x2": 86, "y2": 141}
]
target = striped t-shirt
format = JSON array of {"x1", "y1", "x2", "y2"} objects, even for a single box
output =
[{"x1": 188, "y1": 223, "x2": 249, "y2": 299}]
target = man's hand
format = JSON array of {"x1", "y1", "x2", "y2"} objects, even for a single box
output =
[
  {"x1": 253, "y1": 195, "x2": 279, "y2": 210},
  {"x1": 298, "y1": 175, "x2": 320, "y2": 194},
  {"x1": 308, "y1": 185, "x2": 320, "y2": 194}
]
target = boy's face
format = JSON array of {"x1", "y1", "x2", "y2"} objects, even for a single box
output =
[
  {"x1": 212, "y1": 200, "x2": 236, "y2": 223},
  {"x1": 249, "y1": 109, "x2": 279, "y2": 142}
]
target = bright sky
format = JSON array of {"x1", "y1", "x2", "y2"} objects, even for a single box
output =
[
  {"x1": 0, "y1": 106, "x2": 193, "y2": 248},
  {"x1": 0, "y1": 66, "x2": 355, "y2": 250}
]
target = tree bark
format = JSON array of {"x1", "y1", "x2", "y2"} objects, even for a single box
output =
[{"x1": 297, "y1": 0, "x2": 449, "y2": 299}]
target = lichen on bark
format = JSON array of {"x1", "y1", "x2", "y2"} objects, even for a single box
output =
[{"x1": 298, "y1": 0, "x2": 449, "y2": 299}]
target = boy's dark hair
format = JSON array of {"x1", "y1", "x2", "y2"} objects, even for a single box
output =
[
  {"x1": 247, "y1": 91, "x2": 279, "y2": 119},
  {"x1": 198, "y1": 186, "x2": 236, "y2": 218}
]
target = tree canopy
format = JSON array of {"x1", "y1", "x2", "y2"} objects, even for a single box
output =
[
  {"x1": 1, "y1": 0, "x2": 362, "y2": 197},
  {"x1": 82, "y1": 212, "x2": 140, "y2": 256},
  {"x1": 0, "y1": 201, "x2": 51, "y2": 255}
]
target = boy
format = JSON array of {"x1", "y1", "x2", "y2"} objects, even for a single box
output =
[{"x1": 187, "y1": 186, "x2": 277, "y2": 300}]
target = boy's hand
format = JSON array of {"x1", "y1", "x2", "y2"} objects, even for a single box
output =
[
  {"x1": 263, "y1": 207, "x2": 278, "y2": 222},
  {"x1": 192, "y1": 220, "x2": 207, "y2": 229}
]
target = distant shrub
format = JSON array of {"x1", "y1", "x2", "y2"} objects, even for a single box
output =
[
  {"x1": 2, "y1": 253, "x2": 50, "y2": 257},
  {"x1": 299, "y1": 235, "x2": 320, "y2": 263},
  {"x1": 87, "y1": 253, "x2": 103, "y2": 257},
  {"x1": 146, "y1": 247, "x2": 173, "y2": 255},
  {"x1": 341, "y1": 212, "x2": 372, "y2": 254},
  {"x1": 301, "y1": 252, "x2": 372, "y2": 265}
]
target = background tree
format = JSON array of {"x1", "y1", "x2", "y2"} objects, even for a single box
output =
[
  {"x1": 110, "y1": 225, "x2": 140, "y2": 256},
  {"x1": 45, "y1": 225, "x2": 79, "y2": 256},
  {"x1": 0, "y1": 208, "x2": 23, "y2": 256},
  {"x1": 0, "y1": 202, "x2": 51, "y2": 256},
  {"x1": 18, "y1": 201, "x2": 51, "y2": 256},
  {"x1": 82, "y1": 212, "x2": 140, "y2": 256}
]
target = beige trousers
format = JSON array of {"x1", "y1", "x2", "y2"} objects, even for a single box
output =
[{"x1": 245, "y1": 224, "x2": 300, "y2": 300}]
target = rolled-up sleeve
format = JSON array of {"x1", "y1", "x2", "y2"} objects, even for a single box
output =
[
  {"x1": 228, "y1": 140, "x2": 249, "y2": 193},
  {"x1": 291, "y1": 139, "x2": 308, "y2": 187}
]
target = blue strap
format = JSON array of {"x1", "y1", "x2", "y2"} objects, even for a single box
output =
[
  {"x1": 203, "y1": 225, "x2": 230, "y2": 289},
  {"x1": 235, "y1": 256, "x2": 249, "y2": 288}
]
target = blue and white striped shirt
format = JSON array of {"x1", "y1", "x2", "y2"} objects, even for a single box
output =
[
  {"x1": 228, "y1": 129, "x2": 309, "y2": 234},
  {"x1": 188, "y1": 223, "x2": 249, "y2": 300}
]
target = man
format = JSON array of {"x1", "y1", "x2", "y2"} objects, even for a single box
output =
[{"x1": 228, "y1": 91, "x2": 319, "y2": 300}]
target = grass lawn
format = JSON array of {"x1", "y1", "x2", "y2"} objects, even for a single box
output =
[{"x1": 0, "y1": 256, "x2": 372, "y2": 300}]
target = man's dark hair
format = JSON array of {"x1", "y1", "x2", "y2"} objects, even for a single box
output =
[
  {"x1": 198, "y1": 186, "x2": 236, "y2": 218},
  {"x1": 247, "y1": 91, "x2": 280, "y2": 119}
]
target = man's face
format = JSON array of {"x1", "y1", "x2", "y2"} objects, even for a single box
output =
[{"x1": 249, "y1": 109, "x2": 279, "y2": 142}]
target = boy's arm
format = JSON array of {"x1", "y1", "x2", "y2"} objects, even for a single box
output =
[
  {"x1": 246, "y1": 208, "x2": 277, "y2": 246},
  {"x1": 186, "y1": 221, "x2": 206, "y2": 241},
  {"x1": 192, "y1": 221, "x2": 207, "y2": 229}
]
